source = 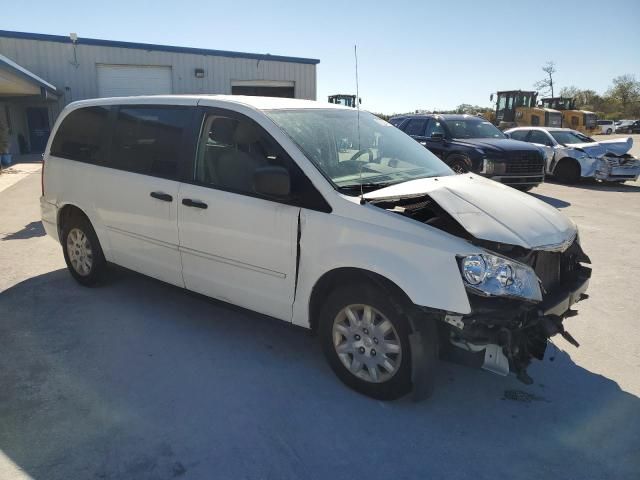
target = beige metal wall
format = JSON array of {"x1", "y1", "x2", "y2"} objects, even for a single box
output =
[{"x1": 0, "y1": 36, "x2": 317, "y2": 104}]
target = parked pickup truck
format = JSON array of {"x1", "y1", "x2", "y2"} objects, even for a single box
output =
[{"x1": 390, "y1": 114, "x2": 545, "y2": 191}]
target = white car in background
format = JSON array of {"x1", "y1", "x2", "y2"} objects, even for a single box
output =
[
  {"x1": 596, "y1": 119, "x2": 616, "y2": 134},
  {"x1": 505, "y1": 127, "x2": 640, "y2": 183}
]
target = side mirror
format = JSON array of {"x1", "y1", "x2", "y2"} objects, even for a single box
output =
[
  {"x1": 503, "y1": 132, "x2": 510, "y2": 138},
  {"x1": 253, "y1": 166, "x2": 291, "y2": 198},
  {"x1": 430, "y1": 132, "x2": 444, "y2": 141}
]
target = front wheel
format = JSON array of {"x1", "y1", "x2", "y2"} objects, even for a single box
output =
[
  {"x1": 606, "y1": 128, "x2": 612, "y2": 134},
  {"x1": 554, "y1": 159, "x2": 581, "y2": 184},
  {"x1": 447, "y1": 155, "x2": 471, "y2": 174},
  {"x1": 319, "y1": 283, "x2": 419, "y2": 400}
]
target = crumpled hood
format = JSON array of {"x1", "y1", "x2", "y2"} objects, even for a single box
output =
[
  {"x1": 567, "y1": 137, "x2": 633, "y2": 157},
  {"x1": 452, "y1": 138, "x2": 541, "y2": 154},
  {"x1": 364, "y1": 174, "x2": 576, "y2": 250}
]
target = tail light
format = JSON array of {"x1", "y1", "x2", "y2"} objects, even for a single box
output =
[{"x1": 40, "y1": 154, "x2": 45, "y2": 196}]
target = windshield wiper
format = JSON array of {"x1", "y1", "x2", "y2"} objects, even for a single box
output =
[{"x1": 337, "y1": 183, "x2": 392, "y2": 194}]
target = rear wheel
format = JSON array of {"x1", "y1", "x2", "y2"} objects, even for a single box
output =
[
  {"x1": 554, "y1": 159, "x2": 581, "y2": 184},
  {"x1": 61, "y1": 213, "x2": 106, "y2": 286},
  {"x1": 319, "y1": 283, "x2": 421, "y2": 400},
  {"x1": 606, "y1": 128, "x2": 612, "y2": 134}
]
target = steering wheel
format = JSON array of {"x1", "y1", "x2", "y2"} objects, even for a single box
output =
[{"x1": 350, "y1": 148, "x2": 374, "y2": 163}]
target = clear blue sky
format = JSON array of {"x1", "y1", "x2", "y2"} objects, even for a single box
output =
[{"x1": 2, "y1": 0, "x2": 639, "y2": 113}]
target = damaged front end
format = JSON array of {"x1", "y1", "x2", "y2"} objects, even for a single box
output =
[
  {"x1": 444, "y1": 240, "x2": 591, "y2": 384},
  {"x1": 563, "y1": 137, "x2": 640, "y2": 182},
  {"x1": 369, "y1": 189, "x2": 591, "y2": 384}
]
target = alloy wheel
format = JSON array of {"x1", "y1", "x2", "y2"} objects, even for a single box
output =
[
  {"x1": 332, "y1": 304, "x2": 402, "y2": 383},
  {"x1": 66, "y1": 228, "x2": 93, "y2": 276}
]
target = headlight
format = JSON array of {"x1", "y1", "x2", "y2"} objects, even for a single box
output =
[
  {"x1": 459, "y1": 252, "x2": 542, "y2": 302},
  {"x1": 481, "y1": 159, "x2": 506, "y2": 175}
]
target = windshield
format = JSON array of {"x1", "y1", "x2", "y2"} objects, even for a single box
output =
[
  {"x1": 550, "y1": 130, "x2": 593, "y2": 145},
  {"x1": 446, "y1": 119, "x2": 506, "y2": 139},
  {"x1": 267, "y1": 109, "x2": 453, "y2": 193}
]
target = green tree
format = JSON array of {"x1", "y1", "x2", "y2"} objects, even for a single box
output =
[{"x1": 606, "y1": 74, "x2": 640, "y2": 116}]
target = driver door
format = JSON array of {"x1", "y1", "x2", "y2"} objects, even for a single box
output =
[{"x1": 178, "y1": 108, "x2": 300, "y2": 321}]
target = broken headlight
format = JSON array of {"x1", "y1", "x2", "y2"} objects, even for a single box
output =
[{"x1": 458, "y1": 253, "x2": 542, "y2": 302}]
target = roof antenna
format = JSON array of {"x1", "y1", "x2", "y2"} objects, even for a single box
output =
[{"x1": 355, "y1": 44, "x2": 365, "y2": 205}]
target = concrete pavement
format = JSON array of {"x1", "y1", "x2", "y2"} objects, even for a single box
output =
[{"x1": 1, "y1": 169, "x2": 639, "y2": 479}]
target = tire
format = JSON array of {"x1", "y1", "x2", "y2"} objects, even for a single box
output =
[
  {"x1": 61, "y1": 212, "x2": 106, "y2": 286},
  {"x1": 554, "y1": 159, "x2": 581, "y2": 184},
  {"x1": 514, "y1": 185, "x2": 534, "y2": 192},
  {"x1": 447, "y1": 154, "x2": 471, "y2": 174},
  {"x1": 606, "y1": 128, "x2": 612, "y2": 134},
  {"x1": 319, "y1": 283, "x2": 421, "y2": 400}
]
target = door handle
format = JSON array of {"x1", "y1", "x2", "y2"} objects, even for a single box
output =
[
  {"x1": 182, "y1": 198, "x2": 208, "y2": 209},
  {"x1": 150, "y1": 191, "x2": 173, "y2": 202}
]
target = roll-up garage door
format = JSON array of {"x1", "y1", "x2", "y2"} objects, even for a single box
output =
[{"x1": 97, "y1": 65, "x2": 172, "y2": 97}]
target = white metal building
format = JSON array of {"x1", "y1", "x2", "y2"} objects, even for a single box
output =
[{"x1": 0, "y1": 30, "x2": 319, "y2": 154}]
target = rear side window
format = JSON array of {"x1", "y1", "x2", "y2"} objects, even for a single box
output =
[
  {"x1": 404, "y1": 119, "x2": 427, "y2": 136},
  {"x1": 110, "y1": 106, "x2": 190, "y2": 179},
  {"x1": 509, "y1": 130, "x2": 528, "y2": 141},
  {"x1": 50, "y1": 106, "x2": 109, "y2": 163}
]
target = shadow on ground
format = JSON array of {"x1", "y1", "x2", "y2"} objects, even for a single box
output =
[
  {"x1": 529, "y1": 193, "x2": 571, "y2": 209},
  {"x1": 1, "y1": 268, "x2": 639, "y2": 480},
  {"x1": 546, "y1": 178, "x2": 640, "y2": 193},
  {"x1": 1, "y1": 221, "x2": 45, "y2": 241}
]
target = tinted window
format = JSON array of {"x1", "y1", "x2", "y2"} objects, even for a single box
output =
[
  {"x1": 110, "y1": 106, "x2": 190, "y2": 179},
  {"x1": 447, "y1": 119, "x2": 505, "y2": 139},
  {"x1": 404, "y1": 118, "x2": 427, "y2": 136},
  {"x1": 529, "y1": 130, "x2": 552, "y2": 145},
  {"x1": 509, "y1": 130, "x2": 528, "y2": 141},
  {"x1": 50, "y1": 106, "x2": 109, "y2": 163},
  {"x1": 425, "y1": 119, "x2": 445, "y2": 137},
  {"x1": 195, "y1": 112, "x2": 329, "y2": 210}
]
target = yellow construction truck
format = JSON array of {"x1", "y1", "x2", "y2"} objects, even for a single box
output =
[
  {"x1": 540, "y1": 97, "x2": 598, "y2": 135},
  {"x1": 492, "y1": 90, "x2": 562, "y2": 130},
  {"x1": 328, "y1": 94, "x2": 360, "y2": 108}
]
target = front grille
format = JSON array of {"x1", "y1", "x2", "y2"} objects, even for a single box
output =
[
  {"x1": 532, "y1": 241, "x2": 582, "y2": 294},
  {"x1": 505, "y1": 151, "x2": 544, "y2": 174}
]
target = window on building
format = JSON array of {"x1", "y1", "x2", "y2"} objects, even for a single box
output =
[
  {"x1": 110, "y1": 106, "x2": 190, "y2": 179},
  {"x1": 404, "y1": 118, "x2": 427, "y2": 136},
  {"x1": 50, "y1": 106, "x2": 109, "y2": 163}
]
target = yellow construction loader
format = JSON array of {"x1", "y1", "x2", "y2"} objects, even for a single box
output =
[
  {"x1": 540, "y1": 97, "x2": 598, "y2": 135},
  {"x1": 492, "y1": 90, "x2": 562, "y2": 130}
]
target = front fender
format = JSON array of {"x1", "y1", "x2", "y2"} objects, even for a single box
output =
[{"x1": 291, "y1": 209, "x2": 474, "y2": 328}]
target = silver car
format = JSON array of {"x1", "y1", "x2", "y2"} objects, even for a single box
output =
[{"x1": 505, "y1": 127, "x2": 640, "y2": 183}]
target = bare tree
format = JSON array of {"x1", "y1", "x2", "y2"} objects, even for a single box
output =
[{"x1": 534, "y1": 61, "x2": 556, "y2": 98}]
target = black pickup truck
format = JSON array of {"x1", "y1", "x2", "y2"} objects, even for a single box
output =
[{"x1": 390, "y1": 114, "x2": 545, "y2": 190}]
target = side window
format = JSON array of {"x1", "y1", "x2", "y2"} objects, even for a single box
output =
[
  {"x1": 50, "y1": 106, "x2": 109, "y2": 163},
  {"x1": 195, "y1": 112, "x2": 330, "y2": 211},
  {"x1": 509, "y1": 130, "x2": 528, "y2": 141},
  {"x1": 425, "y1": 119, "x2": 445, "y2": 137},
  {"x1": 110, "y1": 106, "x2": 190, "y2": 179},
  {"x1": 529, "y1": 130, "x2": 551, "y2": 146},
  {"x1": 404, "y1": 119, "x2": 427, "y2": 136}
]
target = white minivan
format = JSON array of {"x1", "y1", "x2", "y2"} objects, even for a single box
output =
[{"x1": 41, "y1": 96, "x2": 591, "y2": 399}]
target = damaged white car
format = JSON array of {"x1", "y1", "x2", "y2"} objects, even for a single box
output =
[
  {"x1": 505, "y1": 126, "x2": 640, "y2": 184},
  {"x1": 42, "y1": 96, "x2": 591, "y2": 400}
]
